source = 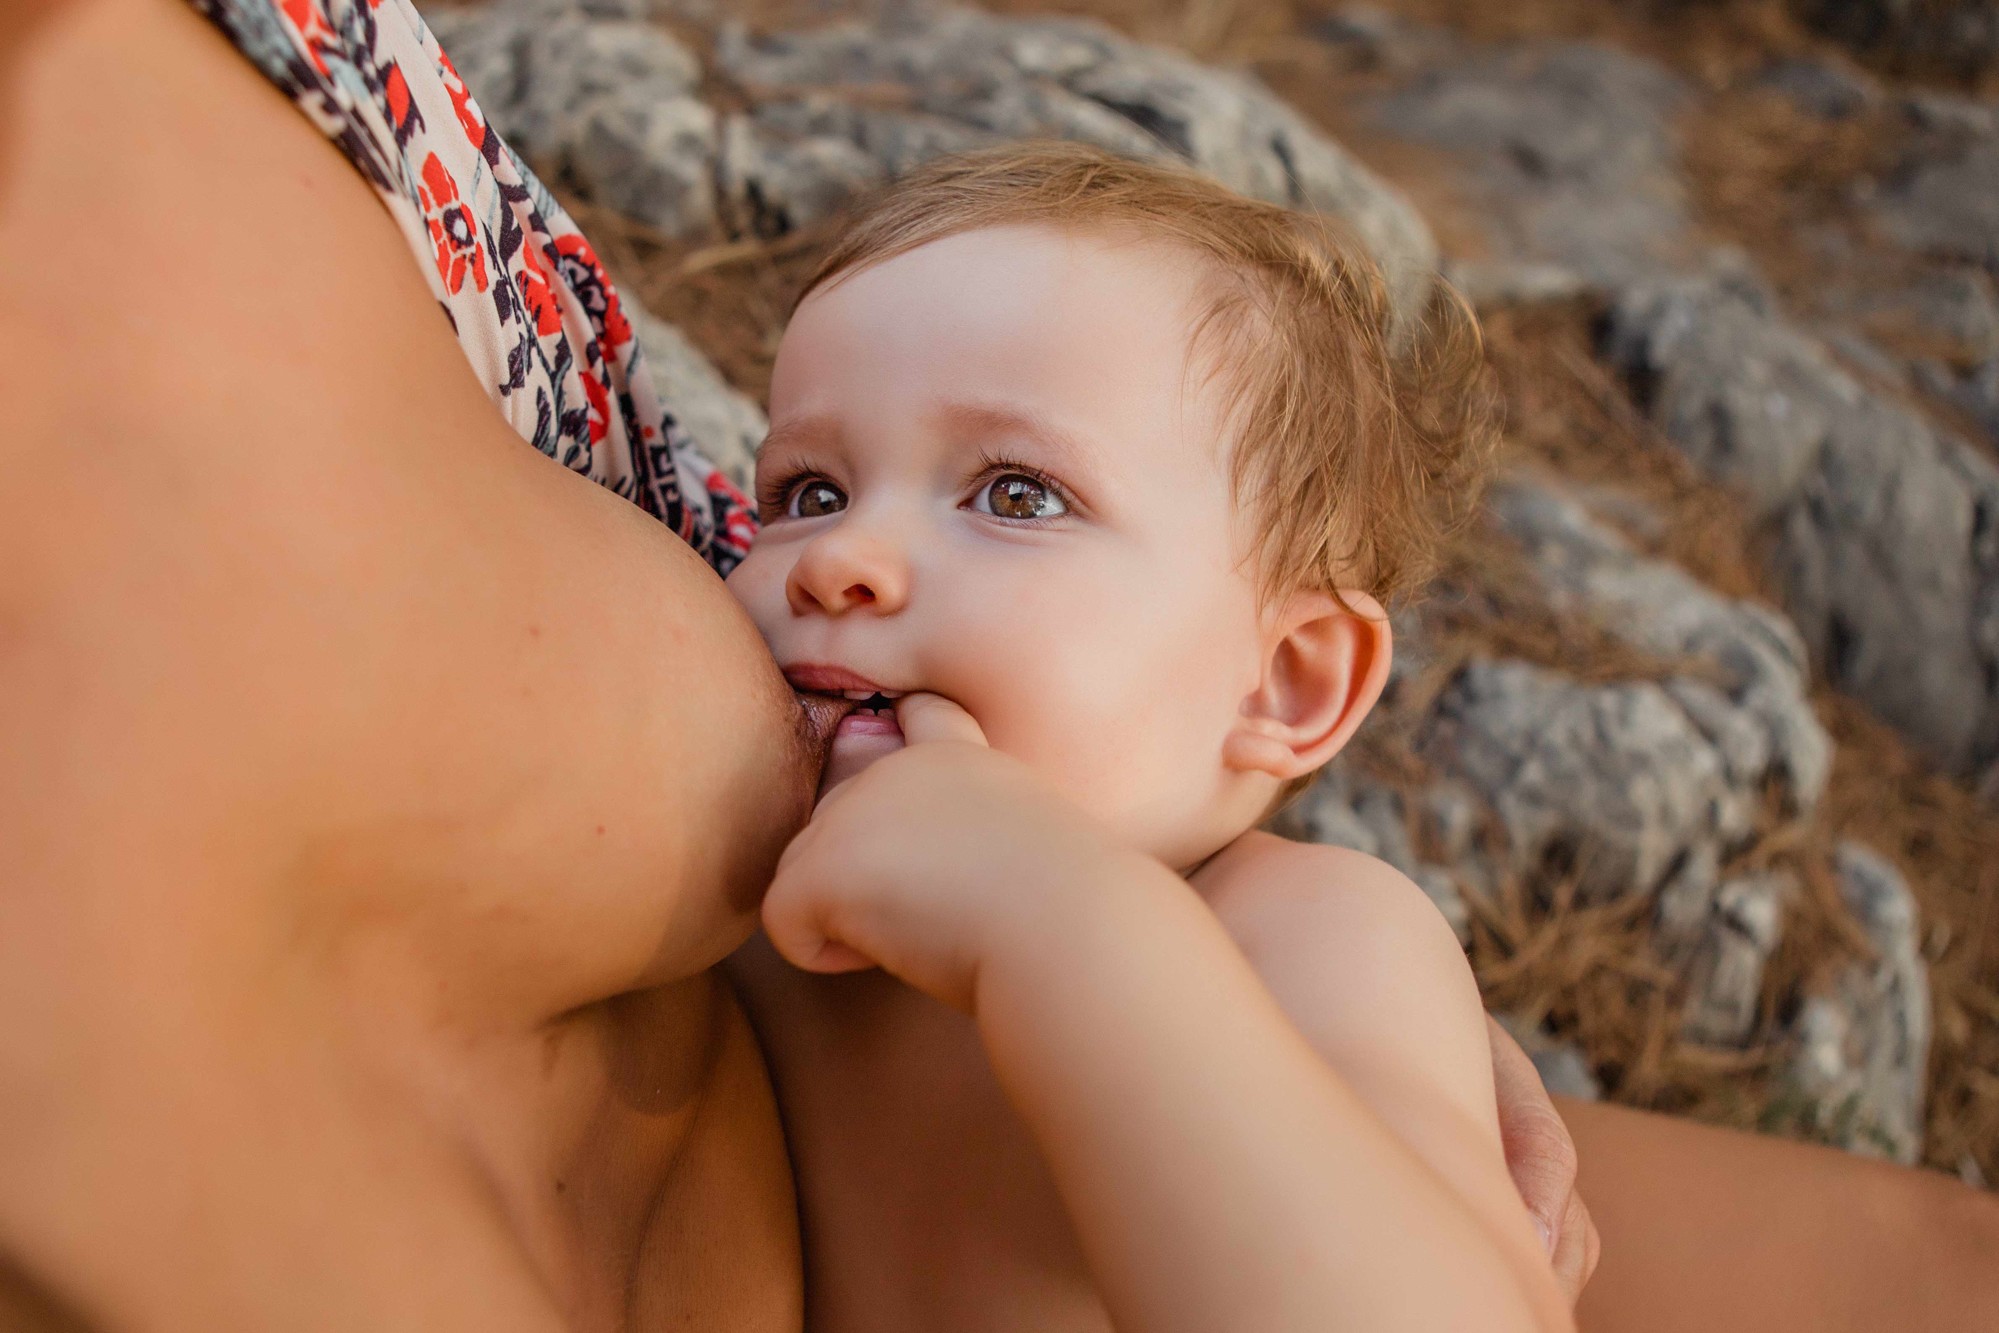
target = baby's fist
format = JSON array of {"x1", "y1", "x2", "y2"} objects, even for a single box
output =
[{"x1": 761, "y1": 693, "x2": 1124, "y2": 1012}]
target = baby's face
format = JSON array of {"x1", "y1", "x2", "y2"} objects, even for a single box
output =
[{"x1": 727, "y1": 225, "x2": 1273, "y2": 866}]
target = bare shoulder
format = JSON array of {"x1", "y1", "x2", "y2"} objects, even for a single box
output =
[
  {"x1": 1194, "y1": 831, "x2": 1498, "y2": 1140},
  {"x1": 1196, "y1": 830, "x2": 1468, "y2": 968}
]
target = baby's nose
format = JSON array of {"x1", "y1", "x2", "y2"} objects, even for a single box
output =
[{"x1": 785, "y1": 527, "x2": 910, "y2": 617}]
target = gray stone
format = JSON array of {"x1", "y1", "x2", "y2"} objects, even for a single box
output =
[
  {"x1": 716, "y1": 6, "x2": 1439, "y2": 318},
  {"x1": 1270, "y1": 765, "x2": 1415, "y2": 871},
  {"x1": 1605, "y1": 277, "x2": 1999, "y2": 780},
  {"x1": 1309, "y1": 6, "x2": 1450, "y2": 73},
  {"x1": 1824, "y1": 331, "x2": 1910, "y2": 386},
  {"x1": 1851, "y1": 266, "x2": 1999, "y2": 362},
  {"x1": 571, "y1": 97, "x2": 718, "y2": 238},
  {"x1": 628, "y1": 306, "x2": 767, "y2": 490},
  {"x1": 1871, "y1": 123, "x2": 1999, "y2": 269},
  {"x1": 1677, "y1": 872, "x2": 1792, "y2": 1047},
  {"x1": 1442, "y1": 259, "x2": 1591, "y2": 312},
  {"x1": 1486, "y1": 476, "x2": 1833, "y2": 814},
  {"x1": 1418, "y1": 660, "x2": 1751, "y2": 905},
  {"x1": 1417, "y1": 780, "x2": 1484, "y2": 865},
  {"x1": 719, "y1": 109, "x2": 892, "y2": 236},
  {"x1": 1902, "y1": 92, "x2": 1999, "y2": 138},
  {"x1": 1804, "y1": 0, "x2": 1999, "y2": 81},
  {"x1": 1779, "y1": 843, "x2": 1931, "y2": 1164},
  {"x1": 1531, "y1": 1043, "x2": 1603, "y2": 1102},
  {"x1": 1368, "y1": 41, "x2": 1694, "y2": 287},
  {"x1": 1948, "y1": 356, "x2": 1999, "y2": 445},
  {"x1": 426, "y1": 2, "x2": 718, "y2": 236},
  {"x1": 1496, "y1": 1013, "x2": 1603, "y2": 1101},
  {"x1": 1752, "y1": 57, "x2": 1877, "y2": 120}
]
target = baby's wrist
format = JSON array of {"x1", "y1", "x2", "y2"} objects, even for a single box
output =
[{"x1": 970, "y1": 844, "x2": 1188, "y2": 1014}]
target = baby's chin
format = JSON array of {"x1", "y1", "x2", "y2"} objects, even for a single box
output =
[{"x1": 818, "y1": 709, "x2": 906, "y2": 797}]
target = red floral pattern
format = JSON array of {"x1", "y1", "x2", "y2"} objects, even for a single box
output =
[{"x1": 188, "y1": 0, "x2": 756, "y2": 575}]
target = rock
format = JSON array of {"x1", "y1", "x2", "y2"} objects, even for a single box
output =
[
  {"x1": 1804, "y1": 0, "x2": 1999, "y2": 82},
  {"x1": 1530, "y1": 1041, "x2": 1603, "y2": 1102},
  {"x1": 1417, "y1": 659, "x2": 1752, "y2": 905},
  {"x1": 1902, "y1": 91, "x2": 1999, "y2": 138},
  {"x1": 1605, "y1": 276, "x2": 1999, "y2": 781},
  {"x1": 1367, "y1": 41, "x2": 1694, "y2": 287},
  {"x1": 427, "y1": 2, "x2": 720, "y2": 237},
  {"x1": 570, "y1": 97, "x2": 718, "y2": 237},
  {"x1": 627, "y1": 306, "x2": 767, "y2": 489},
  {"x1": 1442, "y1": 259, "x2": 1591, "y2": 312},
  {"x1": 1824, "y1": 330, "x2": 1910, "y2": 386},
  {"x1": 1779, "y1": 843, "x2": 1931, "y2": 1164},
  {"x1": 1946, "y1": 356, "x2": 1999, "y2": 445},
  {"x1": 1271, "y1": 765, "x2": 1416, "y2": 870},
  {"x1": 1752, "y1": 57, "x2": 1877, "y2": 120},
  {"x1": 1487, "y1": 476, "x2": 1834, "y2": 816},
  {"x1": 719, "y1": 107, "x2": 894, "y2": 236},
  {"x1": 1677, "y1": 872, "x2": 1792, "y2": 1047},
  {"x1": 1870, "y1": 119, "x2": 1999, "y2": 269},
  {"x1": 715, "y1": 5, "x2": 1439, "y2": 318},
  {"x1": 1308, "y1": 6, "x2": 1450, "y2": 73},
  {"x1": 1497, "y1": 1013, "x2": 1603, "y2": 1101},
  {"x1": 1486, "y1": 509, "x2": 1807, "y2": 848},
  {"x1": 1417, "y1": 779, "x2": 1485, "y2": 865},
  {"x1": 1859, "y1": 266, "x2": 1999, "y2": 362}
]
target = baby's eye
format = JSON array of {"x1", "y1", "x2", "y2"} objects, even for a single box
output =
[
  {"x1": 974, "y1": 473, "x2": 1068, "y2": 521},
  {"x1": 787, "y1": 479, "x2": 847, "y2": 518}
]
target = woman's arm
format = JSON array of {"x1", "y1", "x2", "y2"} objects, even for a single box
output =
[{"x1": 761, "y1": 696, "x2": 1574, "y2": 1333}]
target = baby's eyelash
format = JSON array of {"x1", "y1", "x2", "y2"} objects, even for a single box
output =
[
  {"x1": 755, "y1": 464, "x2": 822, "y2": 516},
  {"x1": 968, "y1": 448, "x2": 1075, "y2": 513}
]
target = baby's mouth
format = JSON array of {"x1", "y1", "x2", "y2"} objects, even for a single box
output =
[
  {"x1": 839, "y1": 690, "x2": 903, "y2": 716},
  {"x1": 823, "y1": 690, "x2": 905, "y2": 743},
  {"x1": 788, "y1": 685, "x2": 910, "y2": 793}
]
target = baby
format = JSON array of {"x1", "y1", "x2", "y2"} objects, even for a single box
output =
[{"x1": 724, "y1": 142, "x2": 1567, "y2": 1332}]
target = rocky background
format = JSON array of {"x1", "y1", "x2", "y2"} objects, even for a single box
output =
[{"x1": 423, "y1": 0, "x2": 1999, "y2": 1182}]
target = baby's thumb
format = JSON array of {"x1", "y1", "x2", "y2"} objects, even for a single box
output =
[{"x1": 895, "y1": 692, "x2": 989, "y2": 747}]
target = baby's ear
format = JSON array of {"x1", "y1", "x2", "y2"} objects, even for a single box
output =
[{"x1": 1223, "y1": 589, "x2": 1391, "y2": 781}]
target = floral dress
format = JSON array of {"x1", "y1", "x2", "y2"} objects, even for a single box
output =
[{"x1": 189, "y1": 0, "x2": 758, "y2": 575}]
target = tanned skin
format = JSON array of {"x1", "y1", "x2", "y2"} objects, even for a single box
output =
[{"x1": 0, "y1": 2, "x2": 816, "y2": 1326}]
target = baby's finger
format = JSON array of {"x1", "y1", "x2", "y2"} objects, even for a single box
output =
[
  {"x1": 761, "y1": 865, "x2": 881, "y2": 975},
  {"x1": 895, "y1": 691, "x2": 989, "y2": 747}
]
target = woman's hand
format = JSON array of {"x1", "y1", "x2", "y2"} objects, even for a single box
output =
[
  {"x1": 1487, "y1": 1015, "x2": 1603, "y2": 1305},
  {"x1": 760, "y1": 692, "x2": 1138, "y2": 1012}
]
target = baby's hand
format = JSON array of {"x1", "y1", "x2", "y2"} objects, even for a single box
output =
[{"x1": 760, "y1": 692, "x2": 1133, "y2": 1012}]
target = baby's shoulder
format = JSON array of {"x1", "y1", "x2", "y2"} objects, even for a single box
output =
[{"x1": 1193, "y1": 831, "x2": 1466, "y2": 969}]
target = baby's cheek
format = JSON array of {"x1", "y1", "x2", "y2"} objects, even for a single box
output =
[{"x1": 722, "y1": 552, "x2": 783, "y2": 633}]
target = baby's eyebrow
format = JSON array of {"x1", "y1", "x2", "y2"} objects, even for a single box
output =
[
  {"x1": 935, "y1": 400, "x2": 1099, "y2": 475},
  {"x1": 757, "y1": 414, "x2": 840, "y2": 462}
]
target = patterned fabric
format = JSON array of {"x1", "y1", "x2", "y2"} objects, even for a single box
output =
[{"x1": 190, "y1": 0, "x2": 757, "y2": 574}]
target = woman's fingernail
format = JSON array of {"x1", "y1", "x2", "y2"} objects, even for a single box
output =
[{"x1": 1534, "y1": 1216, "x2": 1556, "y2": 1256}]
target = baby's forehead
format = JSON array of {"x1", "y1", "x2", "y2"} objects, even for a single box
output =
[{"x1": 783, "y1": 223, "x2": 1247, "y2": 436}]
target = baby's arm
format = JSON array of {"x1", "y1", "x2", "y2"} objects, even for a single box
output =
[
  {"x1": 763, "y1": 697, "x2": 1572, "y2": 1333},
  {"x1": 1199, "y1": 834, "x2": 1563, "y2": 1315}
]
